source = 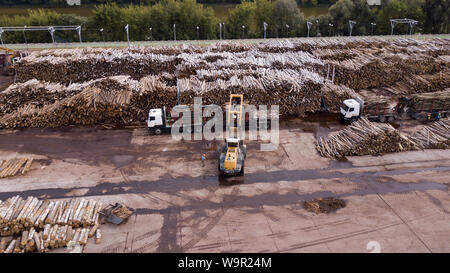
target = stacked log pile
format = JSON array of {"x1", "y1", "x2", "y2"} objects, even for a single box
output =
[
  {"x1": 362, "y1": 96, "x2": 398, "y2": 116},
  {"x1": 324, "y1": 52, "x2": 444, "y2": 90},
  {"x1": 177, "y1": 68, "x2": 323, "y2": 115},
  {"x1": 321, "y1": 82, "x2": 358, "y2": 112},
  {"x1": 16, "y1": 48, "x2": 182, "y2": 84},
  {"x1": 408, "y1": 118, "x2": 450, "y2": 149},
  {"x1": 0, "y1": 196, "x2": 103, "y2": 253},
  {"x1": 385, "y1": 70, "x2": 450, "y2": 95},
  {"x1": 404, "y1": 90, "x2": 450, "y2": 113},
  {"x1": 316, "y1": 118, "x2": 417, "y2": 158},
  {"x1": 0, "y1": 157, "x2": 33, "y2": 178},
  {"x1": 2, "y1": 37, "x2": 448, "y2": 129}
]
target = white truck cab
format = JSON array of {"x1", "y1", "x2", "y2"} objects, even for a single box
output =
[
  {"x1": 340, "y1": 99, "x2": 361, "y2": 123},
  {"x1": 148, "y1": 107, "x2": 166, "y2": 134}
]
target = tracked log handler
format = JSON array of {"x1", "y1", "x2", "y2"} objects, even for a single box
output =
[{"x1": 218, "y1": 94, "x2": 246, "y2": 177}]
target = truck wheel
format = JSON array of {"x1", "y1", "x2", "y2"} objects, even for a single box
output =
[
  {"x1": 379, "y1": 116, "x2": 386, "y2": 123},
  {"x1": 154, "y1": 128, "x2": 162, "y2": 135},
  {"x1": 240, "y1": 164, "x2": 245, "y2": 176},
  {"x1": 387, "y1": 116, "x2": 394, "y2": 123},
  {"x1": 6, "y1": 68, "x2": 15, "y2": 76}
]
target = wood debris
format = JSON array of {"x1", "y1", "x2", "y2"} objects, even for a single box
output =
[
  {"x1": 304, "y1": 197, "x2": 346, "y2": 214},
  {"x1": 0, "y1": 157, "x2": 34, "y2": 179}
]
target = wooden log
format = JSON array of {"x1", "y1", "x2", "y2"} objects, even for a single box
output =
[
  {"x1": 16, "y1": 196, "x2": 33, "y2": 223},
  {"x1": 46, "y1": 201, "x2": 60, "y2": 224},
  {"x1": 21, "y1": 230, "x2": 29, "y2": 248},
  {"x1": 21, "y1": 157, "x2": 34, "y2": 174},
  {"x1": 12, "y1": 199, "x2": 25, "y2": 224},
  {"x1": 79, "y1": 228, "x2": 89, "y2": 245},
  {"x1": 38, "y1": 201, "x2": 55, "y2": 227},
  {"x1": 14, "y1": 235, "x2": 23, "y2": 252},
  {"x1": 66, "y1": 226, "x2": 73, "y2": 243},
  {"x1": 73, "y1": 199, "x2": 86, "y2": 226},
  {"x1": 43, "y1": 223, "x2": 51, "y2": 240},
  {"x1": 95, "y1": 229, "x2": 102, "y2": 244},
  {"x1": 68, "y1": 199, "x2": 80, "y2": 226},
  {"x1": 61, "y1": 199, "x2": 74, "y2": 225},
  {"x1": 89, "y1": 223, "x2": 99, "y2": 238},
  {"x1": 0, "y1": 238, "x2": 7, "y2": 253},
  {"x1": 33, "y1": 232, "x2": 42, "y2": 253},
  {"x1": 5, "y1": 240, "x2": 16, "y2": 253},
  {"x1": 50, "y1": 224, "x2": 59, "y2": 240},
  {"x1": 26, "y1": 238, "x2": 35, "y2": 252}
]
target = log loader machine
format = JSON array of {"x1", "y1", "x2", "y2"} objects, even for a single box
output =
[
  {"x1": 218, "y1": 94, "x2": 246, "y2": 177},
  {"x1": 0, "y1": 47, "x2": 28, "y2": 76}
]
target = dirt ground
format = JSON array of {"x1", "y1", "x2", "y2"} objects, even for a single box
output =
[
  {"x1": 0, "y1": 115, "x2": 449, "y2": 253},
  {"x1": 0, "y1": 75, "x2": 14, "y2": 92}
]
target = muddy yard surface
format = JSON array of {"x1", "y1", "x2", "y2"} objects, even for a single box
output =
[
  {"x1": 0, "y1": 75, "x2": 13, "y2": 92},
  {"x1": 0, "y1": 117, "x2": 449, "y2": 253}
]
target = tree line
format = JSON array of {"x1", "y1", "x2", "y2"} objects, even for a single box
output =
[
  {"x1": 0, "y1": 0, "x2": 448, "y2": 44},
  {"x1": 0, "y1": 0, "x2": 338, "y2": 6}
]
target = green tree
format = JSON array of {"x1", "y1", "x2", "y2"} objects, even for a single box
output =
[
  {"x1": 226, "y1": 0, "x2": 257, "y2": 39},
  {"x1": 376, "y1": 0, "x2": 424, "y2": 35},
  {"x1": 91, "y1": 2, "x2": 125, "y2": 41},
  {"x1": 350, "y1": 0, "x2": 374, "y2": 35},
  {"x1": 254, "y1": 0, "x2": 275, "y2": 37},
  {"x1": 329, "y1": 0, "x2": 354, "y2": 36},
  {"x1": 423, "y1": 0, "x2": 449, "y2": 34},
  {"x1": 273, "y1": 0, "x2": 305, "y2": 38}
]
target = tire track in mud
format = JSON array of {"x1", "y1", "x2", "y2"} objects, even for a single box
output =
[
  {"x1": 132, "y1": 186, "x2": 240, "y2": 253},
  {"x1": 1, "y1": 165, "x2": 448, "y2": 201},
  {"x1": 180, "y1": 186, "x2": 240, "y2": 252},
  {"x1": 156, "y1": 208, "x2": 182, "y2": 252}
]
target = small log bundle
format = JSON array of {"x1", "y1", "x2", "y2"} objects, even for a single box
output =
[
  {"x1": 408, "y1": 118, "x2": 450, "y2": 149},
  {"x1": 0, "y1": 196, "x2": 102, "y2": 237},
  {"x1": 316, "y1": 118, "x2": 417, "y2": 158},
  {"x1": 0, "y1": 196, "x2": 104, "y2": 253},
  {"x1": 0, "y1": 157, "x2": 33, "y2": 178}
]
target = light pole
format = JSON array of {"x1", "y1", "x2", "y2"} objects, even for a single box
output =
[
  {"x1": 23, "y1": 25, "x2": 28, "y2": 51},
  {"x1": 328, "y1": 23, "x2": 333, "y2": 37},
  {"x1": 125, "y1": 24, "x2": 130, "y2": 47},
  {"x1": 306, "y1": 21, "x2": 312, "y2": 38},
  {"x1": 48, "y1": 26, "x2": 55, "y2": 44},
  {"x1": 263, "y1": 22, "x2": 268, "y2": 39},
  {"x1": 196, "y1": 26, "x2": 199, "y2": 40},
  {"x1": 371, "y1": 22, "x2": 376, "y2": 36},
  {"x1": 222, "y1": 22, "x2": 225, "y2": 39},
  {"x1": 349, "y1": 20, "x2": 356, "y2": 36},
  {"x1": 149, "y1": 27, "x2": 152, "y2": 41},
  {"x1": 219, "y1": 23, "x2": 222, "y2": 40},
  {"x1": 173, "y1": 24, "x2": 176, "y2": 41},
  {"x1": 285, "y1": 24, "x2": 290, "y2": 38},
  {"x1": 100, "y1": 28, "x2": 104, "y2": 43},
  {"x1": 316, "y1": 20, "x2": 320, "y2": 37},
  {"x1": 242, "y1": 25, "x2": 245, "y2": 39}
]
